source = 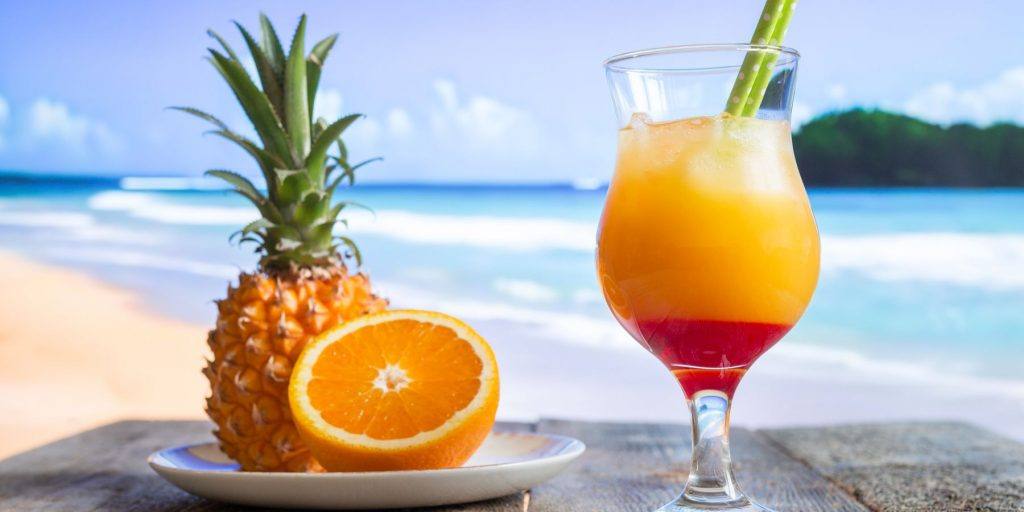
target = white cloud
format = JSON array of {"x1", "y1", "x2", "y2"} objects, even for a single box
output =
[
  {"x1": 309, "y1": 81, "x2": 542, "y2": 177},
  {"x1": 29, "y1": 99, "x2": 89, "y2": 141},
  {"x1": 345, "y1": 116, "x2": 381, "y2": 150},
  {"x1": 27, "y1": 98, "x2": 123, "y2": 156},
  {"x1": 790, "y1": 84, "x2": 849, "y2": 128},
  {"x1": 826, "y1": 84, "x2": 848, "y2": 102},
  {"x1": 429, "y1": 79, "x2": 540, "y2": 155},
  {"x1": 313, "y1": 88, "x2": 344, "y2": 122},
  {"x1": 791, "y1": 101, "x2": 813, "y2": 128},
  {"x1": 387, "y1": 108, "x2": 413, "y2": 137},
  {"x1": 903, "y1": 67, "x2": 1024, "y2": 126},
  {"x1": 310, "y1": 88, "x2": 383, "y2": 156},
  {"x1": 788, "y1": 69, "x2": 1024, "y2": 131},
  {"x1": 435, "y1": 80, "x2": 458, "y2": 111}
]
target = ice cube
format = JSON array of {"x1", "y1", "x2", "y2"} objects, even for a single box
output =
[{"x1": 627, "y1": 112, "x2": 654, "y2": 129}]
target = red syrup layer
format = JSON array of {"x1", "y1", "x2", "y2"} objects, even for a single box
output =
[{"x1": 632, "y1": 318, "x2": 793, "y2": 398}]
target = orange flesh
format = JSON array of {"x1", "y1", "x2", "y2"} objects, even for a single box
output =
[{"x1": 307, "y1": 319, "x2": 483, "y2": 440}]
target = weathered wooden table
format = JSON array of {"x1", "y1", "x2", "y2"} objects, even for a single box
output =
[{"x1": 1, "y1": 420, "x2": 1022, "y2": 511}]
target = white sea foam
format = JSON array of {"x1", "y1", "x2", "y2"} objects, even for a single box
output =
[
  {"x1": 571, "y1": 178, "x2": 606, "y2": 191},
  {"x1": 347, "y1": 210, "x2": 595, "y2": 252},
  {"x1": 0, "y1": 204, "x2": 161, "y2": 245},
  {"x1": 87, "y1": 191, "x2": 597, "y2": 250},
  {"x1": 493, "y1": 278, "x2": 560, "y2": 303},
  {"x1": 822, "y1": 233, "x2": 1024, "y2": 290},
  {"x1": 381, "y1": 280, "x2": 1024, "y2": 401},
  {"x1": 81, "y1": 191, "x2": 1024, "y2": 289},
  {"x1": 365, "y1": 216, "x2": 1024, "y2": 288},
  {"x1": 767, "y1": 342, "x2": 1024, "y2": 400},
  {"x1": 0, "y1": 211, "x2": 94, "y2": 228},
  {"x1": 49, "y1": 248, "x2": 239, "y2": 279},
  {"x1": 353, "y1": 214, "x2": 1024, "y2": 288},
  {"x1": 87, "y1": 190, "x2": 595, "y2": 249},
  {"x1": 377, "y1": 281, "x2": 633, "y2": 350},
  {"x1": 88, "y1": 191, "x2": 255, "y2": 225},
  {"x1": 66, "y1": 225, "x2": 164, "y2": 245},
  {"x1": 119, "y1": 176, "x2": 228, "y2": 191}
]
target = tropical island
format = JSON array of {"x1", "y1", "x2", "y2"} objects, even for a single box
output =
[{"x1": 795, "y1": 108, "x2": 1024, "y2": 187}]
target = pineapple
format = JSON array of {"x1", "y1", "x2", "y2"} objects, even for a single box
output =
[{"x1": 175, "y1": 14, "x2": 387, "y2": 471}]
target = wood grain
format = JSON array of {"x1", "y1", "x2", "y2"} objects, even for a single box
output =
[
  {"x1": 527, "y1": 419, "x2": 868, "y2": 511},
  {"x1": 762, "y1": 421, "x2": 1024, "y2": 511},
  {"x1": 0, "y1": 420, "x2": 225, "y2": 511},
  {"x1": 2, "y1": 419, "x2": 1023, "y2": 511}
]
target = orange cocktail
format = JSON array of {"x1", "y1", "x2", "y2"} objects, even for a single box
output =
[{"x1": 597, "y1": 113, "x2": 819, "y2": 397}]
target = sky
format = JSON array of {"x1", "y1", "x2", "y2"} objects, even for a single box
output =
[{"x1": 0, "y1": 0, "x2": 1023, "y2": 182}]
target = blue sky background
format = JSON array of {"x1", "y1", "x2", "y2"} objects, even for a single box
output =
[{"x1": 1, "y1": 0, "x2": 1022, "y2": 182}]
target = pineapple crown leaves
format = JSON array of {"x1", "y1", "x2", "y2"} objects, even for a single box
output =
[{"x1": 171, "y1": 13, "x2": 380, "y2": 269}]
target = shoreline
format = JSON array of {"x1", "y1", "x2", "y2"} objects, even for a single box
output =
[{"x1": 1, "y1": 250, "x2": 1022, "y2": 460}]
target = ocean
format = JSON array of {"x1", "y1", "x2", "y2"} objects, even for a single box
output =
[{"x1": 2, "y1": 176, "x2": 1022, "y2": 438}]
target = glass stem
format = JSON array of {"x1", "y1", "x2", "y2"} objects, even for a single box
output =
[{"x1": 680, "y1": 390, "x2": 744, "y2": 506}]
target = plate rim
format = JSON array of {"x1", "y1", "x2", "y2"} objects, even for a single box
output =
[{"x1": 148, "y1": 431, "x2": 586, "y2": 479}]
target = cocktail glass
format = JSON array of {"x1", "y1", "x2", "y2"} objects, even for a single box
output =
[{"x1": 597, "y1": 44, "x2": 820, "y2": 511}]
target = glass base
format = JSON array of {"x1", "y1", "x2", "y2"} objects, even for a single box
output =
[{"x1": 655, "y1": 494, "x2": 774, "y2": 511}]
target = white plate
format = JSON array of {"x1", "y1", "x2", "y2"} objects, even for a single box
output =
[{"x1": 149, "y1": 431, "x2": 584, "y2": 509}]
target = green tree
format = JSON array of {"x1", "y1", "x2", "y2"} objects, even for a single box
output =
[{"x1": 793, "y1": 109, "x2": 1024, "y2": 187}]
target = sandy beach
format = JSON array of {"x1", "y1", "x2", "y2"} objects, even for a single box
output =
[{"x1": 0, "y1": 251, "x2": 208, "y2": 459}]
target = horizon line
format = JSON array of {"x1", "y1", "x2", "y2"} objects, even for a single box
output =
[{"x1": 0, "y1": 171, "x2": 609, "y2": 190}]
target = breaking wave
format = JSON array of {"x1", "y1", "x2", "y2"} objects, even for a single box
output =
[{"x1": 83, "y1": 191, "x2": 1024, "y2": 288}]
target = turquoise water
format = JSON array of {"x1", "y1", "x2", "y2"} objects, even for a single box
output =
[{"x1": 2, "y1": 177, "x2": 1023, "y2": 411}]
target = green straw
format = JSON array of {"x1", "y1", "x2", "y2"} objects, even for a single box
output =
[
  {"x1": 741, "y1": 0, "x2": 797, "y2": 116},
  {"x1": 725, "y1": 0, "x2": 798, "y2": 117}
]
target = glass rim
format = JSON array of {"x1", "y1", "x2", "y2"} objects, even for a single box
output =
[{"x1": 604, "y1": 43, "x2": 800, "y2": 74}]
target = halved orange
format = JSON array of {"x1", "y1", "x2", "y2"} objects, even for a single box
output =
[{"x1": 288, "y1": 309, "x2": 499, "y2": 472}]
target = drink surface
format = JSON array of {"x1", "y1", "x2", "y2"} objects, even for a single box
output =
[{"x1": 597, "y1": 113, "x2": 820, "y2": 396}]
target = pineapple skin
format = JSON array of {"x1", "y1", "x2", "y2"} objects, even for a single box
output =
[{"x1": 204, "y1": 264, "x2": 387, "y2": 471}]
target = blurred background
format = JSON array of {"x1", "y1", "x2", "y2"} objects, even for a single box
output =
[{"x1": 1, "y1": 0, "x2": 1022, "y2": 457}]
